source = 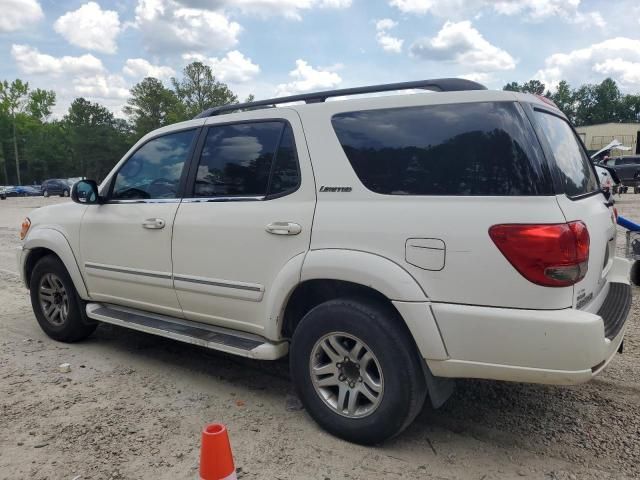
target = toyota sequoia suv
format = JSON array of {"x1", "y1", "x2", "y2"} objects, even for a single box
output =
[{"x1": 17, "y1": 79, "x2": 632, "y2": 444}]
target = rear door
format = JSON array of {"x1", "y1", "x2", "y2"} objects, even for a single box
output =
[
  {"x1": 532, "y1": 108, "x2": 616, "y2": 309},
  {"x1": 171, "y1": 110, "x2": 315, "y2": 335}
]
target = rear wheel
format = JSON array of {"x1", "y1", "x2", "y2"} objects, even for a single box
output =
[
  {"x1": 290, "y1": 298, "x2": 427, "y2": 444},
  {"x1": 30, "y1": 255, "x2": 96, "y2": 342},
  {"x1": 61, "y1": 189, "x2": 69, "y2": 197},
  {"x1": 43, "y1": 189, "x2": 49, "y2": 198}
]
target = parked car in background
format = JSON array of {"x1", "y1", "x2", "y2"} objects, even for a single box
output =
[
  {"x1": 0, "y1": 185, "x2": 41, "y2": 197},
  {"x1": 599, "y1": 156, "x2": 640, "y2": 192},
  {"x1": 41, "y1": 179, "x2": 71, "y2": 197}
]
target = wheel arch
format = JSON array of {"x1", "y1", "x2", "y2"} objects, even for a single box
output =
[
  {"x1": 269, "y1": 249, "x2": 447, "y2": 362},
  {"x1": 23, "y1": 228, "x2": 89, "y2": 299}
]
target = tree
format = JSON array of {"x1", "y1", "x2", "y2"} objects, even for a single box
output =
[
  {"x1": 27, "y1": 88, "x2": 56, "y2": 121},
  {"x1": 64, "y1": 98, "x2": 129, "y2": 180},
  {"x1": 124, "y1": 77, "x2": 182, "y2": 139},
  {"x1": 550, "y1": 80, "x2": 576, "y2": 123},
  {"x1": 171, "y1": 62, "x2": 237, "y2": 118},
  {"x1": 503, "y1": 79, "x2": 546, "y2": 95},
  {"x1": 0, "y1": 79, "x2": 30, "y2": 185}
]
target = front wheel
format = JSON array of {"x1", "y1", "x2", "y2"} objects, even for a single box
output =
[
  {"x1": 61, "y1": 189, "x2": 70, "y2": 197},
  {"x1": 43, "y1": 190, "x2": 49, "y2": 197},
  {"x1": 290, "y1": 298, "x2": 427, "y2": 444},
  {"x1": 30, "y1": 255, "x2": 97, "y2": 342}
]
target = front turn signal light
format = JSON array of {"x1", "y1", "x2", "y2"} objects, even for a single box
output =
[{"x1": 19, "y1": 218, "x2": 31, "y2": 240}]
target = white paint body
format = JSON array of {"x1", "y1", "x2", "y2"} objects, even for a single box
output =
[{"x1": 18, "y1": 90, "x2": 630, "y2": 384}]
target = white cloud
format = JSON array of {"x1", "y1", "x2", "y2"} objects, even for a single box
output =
[
  {"x1": 458, "y1": 72, "x2": 492, "y2": 83},
  {"x1": 54, "y1": 2, "x2": 121, "y2": 54},
  {"x1": 123, "y1": 58, "x2": 176, "y2": 80},
  {"x1": 73, "y1": 74, "x2": 130, "y2": 100},
  {"x1": 535, "y1": 37, "x2": 640, "y2": 91},
  {"x1": 11, "y1": 44, "x2": 105, "y2": 76},
  {"x1": 182, "y1": 50, "x2": 260, "y2": 83},
  {"x1": 134, "y1": 1, "x2": 241, "y2": 53},
  {"x1": 410, "y1": 21, "x2": 516, "y2": 72},
  {"x1": 0, "y1": 0, "x2": 43, "y2": 32},
  {"x1": 389, "y1": 0, "x2": 605, "y2": 27},
  {"x1": 375, "y1": 18, "x2": 403, "y2": 53},
  {"x1": 276, "y1": 59, "x2": 342, "y2": 96},
  {"x1": 170, "y1": 0, "x2": 351, "y2": 19}
]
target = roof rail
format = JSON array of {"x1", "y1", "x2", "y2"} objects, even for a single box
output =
[{"x1": 194, "y1": 78, "x2": 487, "y2": 118}]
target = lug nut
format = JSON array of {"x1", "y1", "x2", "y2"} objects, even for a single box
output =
[
  {"x1": 358, "y1": 377, "x2": 363, "y2": 382},
  {"x1": 339, "y1": 374, "x2": 345, "y2": 381},
  {"x1": 336, "y1": 362, "x2": 342, "y2": 368},
  {"x1": 349, "y1": 382, "x2": 355, "y2": 388}
]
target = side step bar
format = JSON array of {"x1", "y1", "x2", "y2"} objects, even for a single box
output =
[{"x1": 86, "y1": 303, "x2": 288, "y2": 360}]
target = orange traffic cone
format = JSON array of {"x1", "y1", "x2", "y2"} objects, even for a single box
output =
[{"x1": 199, "y1": 423, "x2": 237, "y2": 480}]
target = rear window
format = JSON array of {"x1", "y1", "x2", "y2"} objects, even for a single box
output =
[
  {"x1": 331, "y1": 102, "x2": 551, "y2": 196},
  {"x1": 534, "y1": 111, "x2": 598, "y2": 197}
]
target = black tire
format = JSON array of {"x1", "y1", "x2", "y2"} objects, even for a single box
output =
[
  {"x1": 290, "y1": 298, "x2": 427, "y2": 445},
  {"x1": 631, "y1": 261, "x2": 640, "y2": 286},
  {"x1": 63, "y1": 189, "x2": 70, "y2": 197},
  {"x1": 30, "y1": 255, "x2": 97, "y2": 342}
]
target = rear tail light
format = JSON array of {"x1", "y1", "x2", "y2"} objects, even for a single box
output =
[{"x1": 489, "y1": 221, "x2": 589, "y2": 287}]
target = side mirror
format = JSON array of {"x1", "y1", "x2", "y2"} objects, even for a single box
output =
[{"x1": 71, "y1": 180, "x2": 102, "y2": 205}]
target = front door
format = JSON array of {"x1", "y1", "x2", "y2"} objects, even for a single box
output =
[
  {"x1": 171, "y1": 111, "x2": 315, "y2": 335},
  {"x1": 80, "y1": 128, "x2": 198, "y2": 317}
]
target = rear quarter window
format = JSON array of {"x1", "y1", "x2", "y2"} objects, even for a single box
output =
[
  {"x1": 533, "y1": 111, "x2": 598, "y2": 197},
  {"x1": 331, "y1": 102, "x2": 551, "y2": 196}
]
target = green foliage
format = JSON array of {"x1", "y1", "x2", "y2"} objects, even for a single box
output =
[
  {"x1": 504, "y1": 77, "x2": 640, "y2": 126},
  {"x1": 171, "y1": 62, "x2": 238, "y2": 118},
  {"x1": 64, "y1": 98, "x2": 131, "y2": 181},
  {"x1": 502, "y1": 80, "x2": 546, "y2": 95},
  {"x1": 28, "y1": 89, "x2": 56, "y2": 120},
  {"x1": 124, "y1": 77, "x2": 182, "y2": 140}
]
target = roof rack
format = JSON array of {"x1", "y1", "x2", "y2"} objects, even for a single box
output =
[{"x1": 194, "y1": 78, "x2": 487, "y2": 118}]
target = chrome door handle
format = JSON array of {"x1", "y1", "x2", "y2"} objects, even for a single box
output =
[
  {"x1": 142, "y1": 218, "x2": 166, "y2": 229},
  {"x1": 266, "y1": 222, "x2": 302, "y2": 235}
]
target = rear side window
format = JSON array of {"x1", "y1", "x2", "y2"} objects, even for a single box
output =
[
  {"x1": 194, "y1": 121, "x2": 300, "y2": 198},
  {"x1": 534, "y1": 111, "x2": 598, "y2": 197},
  {"x1": 331, "y1": 102, "x2": 550, "y2": 196}
]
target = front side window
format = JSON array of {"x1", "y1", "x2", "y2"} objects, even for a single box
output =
[
  {"x1": 112, "y1": 129, "x2": 196, "y2": 200},
  {"x1": 534, "y1": 111, "x2": 598, "y2": 197},
  {"x1": 193, "y1": 121, "x2": 300, "y2": 198},
  {"x1": 332, "y1": 102, "x2": 550, "y2": 196}
]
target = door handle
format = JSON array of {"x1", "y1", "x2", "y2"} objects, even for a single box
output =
[
  {"x1": 142, "y1": 218, "x2": 166, "y2": 229},
  {"x1": 266, "y1": 222, "x2": 302, "y2": 235}
]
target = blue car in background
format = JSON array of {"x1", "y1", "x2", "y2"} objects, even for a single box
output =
[{"x1": 0, "y1": 185, "x2": 42, "y2": 198}]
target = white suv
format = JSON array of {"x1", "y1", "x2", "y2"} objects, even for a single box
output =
[{"x1": 17, "y1": 79, "x2": 632, "y2": 444}]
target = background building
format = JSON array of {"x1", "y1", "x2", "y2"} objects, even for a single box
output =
[{"x1": 576, "y1": 123, "x2": 640, "y2": 156}]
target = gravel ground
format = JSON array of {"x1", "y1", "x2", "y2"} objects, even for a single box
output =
[{"x1": 0, "y1": 195, "x2": 639, "y2": 480}]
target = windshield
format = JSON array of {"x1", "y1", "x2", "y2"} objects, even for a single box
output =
[{"x1": 534, "y1": 110, "x2": 598, "y2": 197}]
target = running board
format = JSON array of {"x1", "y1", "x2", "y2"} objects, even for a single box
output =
[{"x1": 85, "y1": 303, "x2": 288, "y2": 360}]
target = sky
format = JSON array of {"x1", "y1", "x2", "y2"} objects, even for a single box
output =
[{"x1": 1, "y1": 0, "x2": 640, "y2": 118}]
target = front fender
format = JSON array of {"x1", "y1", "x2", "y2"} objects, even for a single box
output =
[
  {"x1": 22, "y1": 227, "x2": 90, "y2": 299},
  {"x1": 301, "y1": 249, "x2": 428, "y2": 301}
]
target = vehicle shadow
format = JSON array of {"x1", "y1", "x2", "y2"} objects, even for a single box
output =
[{"x1": 87, "y1": 322, "x2": 636, "y2": 476}]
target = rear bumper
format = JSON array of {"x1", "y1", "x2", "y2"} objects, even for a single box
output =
[{"x1": 426, "y1": 257, "x2": 632, "y2": 385}]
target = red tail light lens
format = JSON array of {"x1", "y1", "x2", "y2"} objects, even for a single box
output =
[{"x1": 489, "y1": 221, "x2": 589, "y2": 287}]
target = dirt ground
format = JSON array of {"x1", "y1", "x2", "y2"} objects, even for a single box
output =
[{"x1": 1, "y1": 195, "x2": 639, "y2": 480}]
